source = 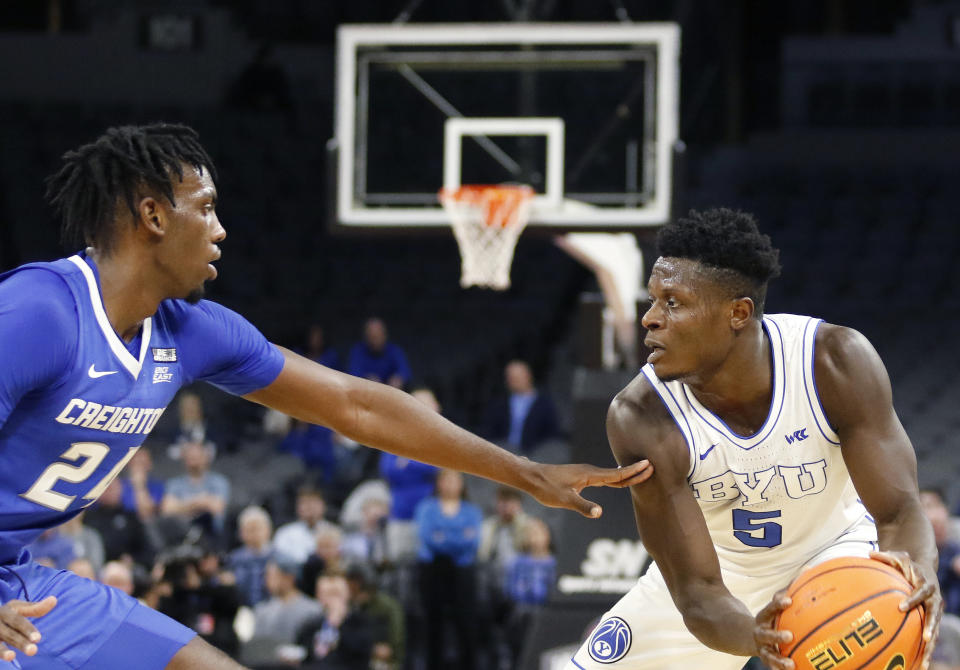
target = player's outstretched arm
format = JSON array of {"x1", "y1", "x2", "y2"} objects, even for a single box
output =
[
  {"x1": 244, "y1": 346, "x2": 653, "y2": 517},
  {"x1": 815, "y1": 324, "x2": 941, "y2": 669},
  {"x1": 0, "y1": 596, "x2": 57, "y2": 662},
  {"x1": 606, "y1": 377, "x2": 784, "y2": 663}
]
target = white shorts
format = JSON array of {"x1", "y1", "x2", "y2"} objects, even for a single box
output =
[{"x1": 565, "y1": 536, "x2": 876, "y2": 670}]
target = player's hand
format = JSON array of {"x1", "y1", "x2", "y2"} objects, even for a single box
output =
[
  {"x1": 527, "y1": 459, "x2": 653, "y2": 518},
  {"x1": 0, "y1": 595, "x2": 57, "y2": 662},
  {"x1": 870, "y1": 550, "x2": 942, "y2": 670},
  {"x1": 754, "y1": 589, "x2": 795, "y2": 670}
]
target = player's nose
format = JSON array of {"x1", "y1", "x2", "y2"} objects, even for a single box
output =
[
  {"x1": 211, "y1": 214, "x2": 226, "y2": 243},
  {"x1": 641, "y1": 303, "x2": 661, "y2": 330}
]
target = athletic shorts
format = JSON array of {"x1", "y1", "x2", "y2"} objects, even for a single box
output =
[
  {"x1": 0, "y1": 553, "x2": 196, "y2": 669},
  {"x1": 566, "y1": 535, "x2": 877, "y2": 670}
]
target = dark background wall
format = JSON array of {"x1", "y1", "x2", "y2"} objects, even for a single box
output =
[{"x1": 1, "y1": 0, "x2": 957, "y2": 482}]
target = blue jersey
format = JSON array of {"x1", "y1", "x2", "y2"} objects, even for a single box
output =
[{"x1": 0, "y1": 253, "x2": 284, "y2": 563}]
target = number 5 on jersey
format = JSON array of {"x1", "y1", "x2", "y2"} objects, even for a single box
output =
[
  {"x1": 732, "y1": 508, "x2": 783, "y2": 548},
  {"x1": 21, "y1": 443, "x2": 139, "y2": 512}
]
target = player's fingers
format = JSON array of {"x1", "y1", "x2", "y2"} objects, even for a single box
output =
[
  {"x1": 757, "y1": 646, "x2": 795, "y2": 670},
  {"x1": 567, "y1": 490, "x2": 603, "y2": 518},
  {"x1": 869, "y1": 550, "x2": 913, "y2": 579},
  {"x1": 0, "y1": 603, "x2": 42, "y2": 637},
  {"x1": 898, "y1": 581, "x2": 934, "y2": 612},
  {"x1": 604, "y1": 459, "x2": 653, "y2": 488},
  {"x1": 921, "y1": 599, "x2": 942, "y2": 643},
  {"x1": 0, "y1": 642, "x2": 15, "y2": 663},
  {"x1": 756, "y1": 592, "x2": 792, "y2": 624},
  {"x1": 755, "y1": 627, "x2": 792, "y2": 647},
  {"x1": 614, "y1": 460, "x2": 655, "y2": 488},
  {"x1": 11, "y1": 596, "x2": 57, "y2": 618},
  {"x1": 0, "y1": 620, "x2": 39, "y2": 656},
  {"x1": 580, "y1": 460, "x2": 652, "y2": 489}
]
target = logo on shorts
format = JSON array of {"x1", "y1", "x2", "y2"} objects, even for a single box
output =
[{"x1": 587, "y1": 616, "x2": 631, "y2": 664}]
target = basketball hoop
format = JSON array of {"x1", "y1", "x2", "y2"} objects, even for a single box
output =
[{"x1": 438, "y1": 184, "x2": 535, "y2": 290}]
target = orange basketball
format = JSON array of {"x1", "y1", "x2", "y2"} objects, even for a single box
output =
[{"x1": 775, "y1": 557, "x2": 925, "y2": 670}]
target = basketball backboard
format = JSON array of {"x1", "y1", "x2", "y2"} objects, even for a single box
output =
[{"x1": 334, "y1": 22, "x2": 680, "y2": 230}]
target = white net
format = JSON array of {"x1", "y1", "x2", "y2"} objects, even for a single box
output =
[{"x1": 439, "y1": 185, "x2": 534, "y2": 290}]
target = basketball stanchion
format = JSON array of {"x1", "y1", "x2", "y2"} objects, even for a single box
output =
[{"x1": 438, "y1": 184, "x2": 535, "y2": 290}]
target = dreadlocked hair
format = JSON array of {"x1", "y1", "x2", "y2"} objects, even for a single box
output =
[
  {"x1": 657, "y1": 208, "x2": 782, "y2": 316},
  {"x1": 45, "y1": 123, "x2": 217, "y2": 253}
]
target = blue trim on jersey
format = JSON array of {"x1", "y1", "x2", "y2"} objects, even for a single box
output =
[
  {"x1": 679, "y1": 318, "x2": 786, "y2": 450},
  {"x1": 802, "y1": 319, "x2": 841, "y2": 446},
  {"x1": 570, "y1": 657, "x2": 589, "y2": 670},
  {"x1": 640, "y1": 366, "x2": 697, "y2": 480},
  {"x1": 69, "y1": 256, "x2": 153, "y2": 379}
]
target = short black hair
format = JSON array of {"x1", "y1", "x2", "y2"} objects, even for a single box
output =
[
  {"x1": 45, "y1": 123, "x2": 217, "y2": 254},
  {"x1": 657, "y1": 208, "x2": 781, "y2": 316}
]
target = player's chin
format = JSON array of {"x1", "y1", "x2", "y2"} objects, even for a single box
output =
[
  {"x1": 650, "y1": 363, "x2": 681, "y2": 382},
  {"x1": 185, "y1": 285, "x2": 206, "y2": 304}
]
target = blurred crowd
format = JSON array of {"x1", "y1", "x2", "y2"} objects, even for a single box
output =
[{"x1": 34, "y1": 317, "x2": 564, "y2": 670}]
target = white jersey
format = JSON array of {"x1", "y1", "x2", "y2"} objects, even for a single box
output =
[
  {"x1": 640, "y1": 313, "x2": 877, "y2": 577},
  {"x1": 566, "y1": 314, "x2": 880, "y2": 669}
]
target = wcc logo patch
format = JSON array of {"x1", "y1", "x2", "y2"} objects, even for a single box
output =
[
  {"x1": 784, "y1": 428, "x2": 809, "y2": 444},
  {"x1": 587, "y1": 616, "x2": 631, "y2": 664}
]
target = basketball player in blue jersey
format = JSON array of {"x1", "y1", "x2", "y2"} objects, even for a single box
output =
[
  {"x1": 0, "y1": 124, "x2": 653, "y2": 669},
  {"x1": 566, "y1": 208, "x2": 941, "y2": 670}
]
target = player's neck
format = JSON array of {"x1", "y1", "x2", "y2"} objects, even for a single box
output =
[
  {"x1": 88, "y1": 247, "x2": 167, "y2": 343},
  {"x1": 686, "y1": 322, "x2": 772, "y2": 434}
]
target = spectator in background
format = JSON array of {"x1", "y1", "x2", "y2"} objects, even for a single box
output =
[
  {"x1": 85, "y1": 479, "x2": 156, "y2": 566},
  {"x1": 60, "y1": 512, "x2": 105, "y2": 574},
  {"x1": 28, "y1": 527, "x2": 75, "y2": 569},
  {"x1": 415, "y1": 468, "x2": 483, "y2": 670},
  {"x1": 273, "y1": 485, "x2": 338, "y2": 565},
  {"x1": 303, "y1": 323, "x2": 340, "y2": 370},
  {"x1": 156, "y1": 545, "x2": 241, "y2": 657},
  {"x1": 166, "y1": 390, "x2": 213, "y2": 447},
  {"x1": 345, "y1": 563, "x2": 405, "y2": 670},
  {"x1": 342, "y1": 497, "x2": 390, "y2": 570},
  {"x1": 252, "y1": 556, "x2": 323, "y2": 644},
  {"x1": 67, "y1": 557, "x2": 96, "y2": 580},
  {"x1": 338, "y1": 479, "x2": 391, "y2": 533},
  {"x1": 922, "y1": 487, "x2": 960, "y2": 615},
  {"x1": 300, "y1": 525, "x2": 345, "y2": 596},
  {"x1": 101, "y1": 560, "x2": 135, "y2": 596},
  {"x1": 121, "y1": 447, "x2": 164, "y2": 521},
  {"x1": 479, "y1": 486, "x2": 529, "y2": 577},
  {"x1": 228, "y1": 505, "x2": 275, "y2": 607},
  {"x1": 502, "y1": 517, "x2": 557, "y2": 667},
  {"x1": 161, "y1": 438, "x2": 230, "y2": 538},
  {"x1": 296, "y1": 571, "x2": 385, "y2": 670},
  {"x1": 379, "y1": 389, "x2": 441, "y2": 564},
  {"x1": 483, "y1": 360, "x2": 560, "y2": 454},
  {"x1": 348, "y1": 317, "x2": 411, "y2": 389},
  {"x1": 277, "y1": 420, "x2": 338, "y2": 485}
]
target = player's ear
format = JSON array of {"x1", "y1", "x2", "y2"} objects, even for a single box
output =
[
  {"x1": 730, "y1": 297, "x2": 755, "y2": 331},
  {"x1": 137, "y1": 196, "x2": 166, "y2": 237}
]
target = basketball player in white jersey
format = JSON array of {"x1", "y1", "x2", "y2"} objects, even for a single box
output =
[{"x1": 566, "y1": 208, "x2": 940, "y2": 670}]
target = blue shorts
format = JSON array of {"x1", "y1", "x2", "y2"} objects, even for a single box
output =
[{"x1": 0, "y1": 555, "x2": 196, "y2": 669}]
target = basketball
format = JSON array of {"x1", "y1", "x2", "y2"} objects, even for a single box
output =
[{"x1": 775, "y1": 557, "x2": 924, "y2": 670}]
